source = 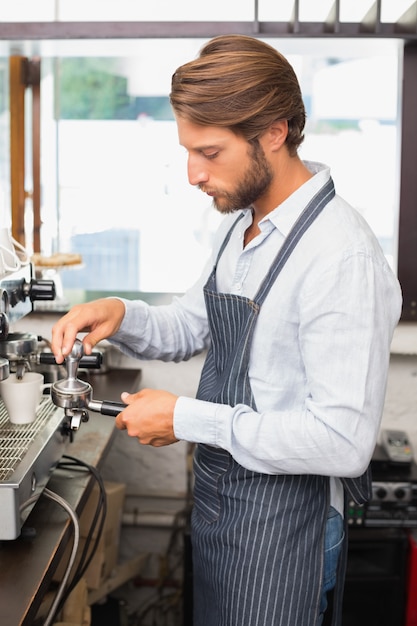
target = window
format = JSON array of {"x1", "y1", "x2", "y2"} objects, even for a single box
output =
[{"x1": 32, "y1": 38, "x2": 401, "y2": 295}]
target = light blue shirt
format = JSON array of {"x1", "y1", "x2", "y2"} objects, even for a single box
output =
[{"x1": 111, "y1": 161, "x2": 402, "y2": 513}]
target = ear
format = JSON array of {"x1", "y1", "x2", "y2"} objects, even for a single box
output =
[{"x1": 265, "y1": 119, "x2": 288, "y2": 152}]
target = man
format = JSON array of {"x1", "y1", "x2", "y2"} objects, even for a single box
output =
[{"x1": 51, "y1": 35, "x2": 402, "y2": 625}]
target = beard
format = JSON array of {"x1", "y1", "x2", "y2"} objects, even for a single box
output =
[{"x1": 203, "y1": 140, "x2": 274, "y2": 214}]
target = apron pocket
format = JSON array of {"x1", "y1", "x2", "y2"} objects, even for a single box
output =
[{"x1": 193, "y1": 444, "x2": 231, "y2": 523}]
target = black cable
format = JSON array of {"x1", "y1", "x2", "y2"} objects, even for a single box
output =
[
  {"x1": 58, "y1": 454, "x2": 107, "y2": 583},
  {"x1": 54, "y1": 454, "x2": 107, "y2": 613}
]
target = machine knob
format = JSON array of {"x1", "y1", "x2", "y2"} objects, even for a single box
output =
[
  {"x1": 375, "y1": 487, "x2": 387, "y2": 499},
  {"x1": 27, "y1": 278, "x2": 56, "y2": 301},
  {"x1": 394, "y1": 487, "x2": 406, "y2": 500}
]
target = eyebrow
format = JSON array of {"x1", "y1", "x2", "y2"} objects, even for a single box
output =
[
  {"x1": 188, "y1": 143, "x2": 223, "y2": 152},
  {"x1": 179, "y1": 137, "x2": 226, "y2": 151}
]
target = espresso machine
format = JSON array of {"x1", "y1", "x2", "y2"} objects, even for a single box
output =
[
  {"x1": 0, "y1": 262, "x2": 126, "y2": 539},
  {"x1": 0, "y1": 262, "x2": 68, "y2": 540}
]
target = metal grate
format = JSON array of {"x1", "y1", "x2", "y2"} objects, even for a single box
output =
[{"x1": 0, "y1": 397, "x2": 59, "y2": 481}]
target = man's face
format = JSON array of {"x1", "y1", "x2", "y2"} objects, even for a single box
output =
[{"x1": 176, "y1": 117, "x2": 273, "y2": 213}]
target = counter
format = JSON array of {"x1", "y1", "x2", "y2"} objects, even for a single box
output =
[{"x1": 0, "y1": 368, "x2": 142, "y2": 626}]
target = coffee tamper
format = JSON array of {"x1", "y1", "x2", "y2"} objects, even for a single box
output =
[{"x1": 51, "y1": 339, "x2": 126, "y2": 430}]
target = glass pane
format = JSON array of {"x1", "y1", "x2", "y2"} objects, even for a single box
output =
[
  {"x1": 42, "y1": 42, "x2": 224, "y2": 294},
  {"x1": 258, "y1": 0, "x2": 295, "y2": 21},
  {"x1": 338, "y1": 0, "x2": 377, "y2": 22},
  {"x1": 0, "y1": 0, "x2": 254, "y2": 23},
  {"x1": 297, "y1": 42, "x2": 401, "y2": 268},
  {"x1": 0, "y1": 0, "x2": 56, "y2": 22},
  {"x1": 37, "y1": 38, "x2": 400, "y2": 296},
  {"x1": 257, "y1": 0, "x2": 339, "y2": 23},
  {"x1": 380, "y1": 0, "x2": 416, "y2": 22},
  {"x1": 57, "y1": 0, "x2": 254, "y2": 22}
]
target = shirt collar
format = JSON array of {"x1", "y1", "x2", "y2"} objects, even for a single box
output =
[{"x1": 261, "y1": 161, "x2": 331, "y2": 237}]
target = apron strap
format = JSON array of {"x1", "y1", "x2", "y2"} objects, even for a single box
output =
[
  {"x1": 255, "y1": 176, "x2": 335, "y2": 306},
  {"x1": 213, "y1": 212, "x2": 245, "y2": 270}
]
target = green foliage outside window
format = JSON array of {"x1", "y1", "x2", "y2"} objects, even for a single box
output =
[{"x1": 58, "y1": 58, "x2": 173, "y2": 120}]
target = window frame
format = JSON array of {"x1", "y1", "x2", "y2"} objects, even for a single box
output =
[{"x1": 398, "y1": 42, "x2": 417, "y2": 321}]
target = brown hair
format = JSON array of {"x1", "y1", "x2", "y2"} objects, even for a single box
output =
[{"x1": 170, "y1": 34, "x2": 305, "y2": 156}]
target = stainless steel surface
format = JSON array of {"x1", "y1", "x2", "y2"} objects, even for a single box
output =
[
  {"x1": 0, "y1": 357, "x2": 9, "y2": 381},
  {"x1": 0, "y1": 331, "x2": 39, "y2": 379},
  {"x1": 0, "y1": 396, "x2": 68, "y2": 540},
  {"x1": 0, "y1": 331, "x2": 38, "y2": 360},
  {"x1": 85, "y1": 397, "x2": 125, "y2": 416},
  {"x1": 51, "y1": 377, "x2": 92, "y2": 409},
  {"x1": 0, "y1": 265, "x2": 33, "y2": 326},
  {"x1": 0, "y1": 264, "x2": 55, "y2": 330},
  {"x1": 51, "y1": 339, "x2": 93, "y2": 428},
  {"x1": 50, "y1": 339, "x2": 126, "y2": 425}
]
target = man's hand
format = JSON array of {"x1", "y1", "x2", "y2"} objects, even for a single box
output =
[
  {"x1": 115, "y1": 388, "x2": 179, "y2": 447},
  {"x1": 51, "y1": 298, "x2": 126, "y2": 363}
]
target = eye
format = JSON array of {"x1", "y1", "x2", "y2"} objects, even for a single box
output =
[{"x1": 203, "y1": 151, "x2": 219, "y2": 160}]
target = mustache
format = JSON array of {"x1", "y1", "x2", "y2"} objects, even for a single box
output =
[{"x1": 199, "y1": 185, "x2": 224, "y2": 197}]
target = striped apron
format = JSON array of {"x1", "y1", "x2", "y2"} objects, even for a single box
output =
[{"x1": 192, "y1": 177, "x2": 370, "y2": 626}]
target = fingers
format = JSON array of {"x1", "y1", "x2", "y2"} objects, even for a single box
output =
[
  {"x1": 51, "y1": 298, "x2": 126, "y2": 363},
  {"x1": 51, "y1": 315, "x2": 83, "y2": 363},
  {"x1": 115, "y1": 392, "x2": 133, "y2": 430},
  {"x1": 114, "y1": 389, "x2": 179, "y2": 447}
]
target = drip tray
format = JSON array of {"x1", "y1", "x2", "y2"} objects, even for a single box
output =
[{"x1": 0, "y1": 397, "x2": 69, "y2": 540}]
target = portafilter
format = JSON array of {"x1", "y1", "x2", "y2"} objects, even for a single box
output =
[{"x1": 51, "y1": 338, "x2": 126, "y2": 430}]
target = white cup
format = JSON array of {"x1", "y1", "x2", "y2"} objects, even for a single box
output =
[{"x1": 0, "y1": 372, "x2": 46, "y2": 424}]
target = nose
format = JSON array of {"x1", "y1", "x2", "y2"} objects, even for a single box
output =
[{"x1": 187, "y1": 154, "x2": 209, "y2": 187}]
